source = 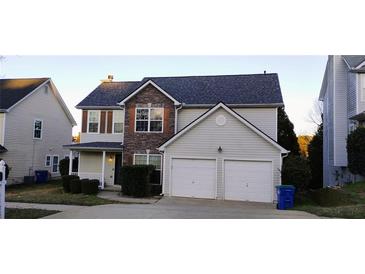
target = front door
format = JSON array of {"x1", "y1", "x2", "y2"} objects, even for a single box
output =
[{"x1": 114, "y1": 154, "x2": 123, "y2": 185}]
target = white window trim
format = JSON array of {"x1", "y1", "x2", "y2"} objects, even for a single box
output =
[
  {"x1": 133, "y1": 153, "x2": 162, "y2": 170},
  {"x1": 51, "y1": 155, "x2": 59, "y2": 173},
  {"x1": 87, "y1": 110, "x2": 100, "y2": 134},
  {"x1": 361, "y1": 74, "x2": 365, "y2": 102},
  {"x1": 135, "y1": 107, "x2": 164, "y2": 133},
  {"x1": 33, "y1": 119, "x2": 43, "y2": 140},
  {"x1": 45, "y1": 155, "x2": 51, "y2": 167},
  {"x1": 112, "y1": 110, "x2": 124, "y2": 134}
]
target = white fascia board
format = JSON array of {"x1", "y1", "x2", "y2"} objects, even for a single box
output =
[
  {"x1": 158, "y1": 102, "x2": 289, "y2": 153},
  {"x1": 118, "y1": 80, "x2": 180, "y2": 106}
]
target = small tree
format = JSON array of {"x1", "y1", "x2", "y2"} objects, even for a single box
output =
[
  {"x1": 59, "y1": 157, "x2": 79, "y2": 176},
  {"x1": 281, "y1": 155, "x2": 311, "y2": 191},
  {"x1": 277, "y1": 107, "x2": 300, "y2": 155},
  {"x1": 347, "y1": 127, "x2": 365, "y2": 178},
  {"x1": 308, "y1": 123, "x2": 323, "y2": 189}
]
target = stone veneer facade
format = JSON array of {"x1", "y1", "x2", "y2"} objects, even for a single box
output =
[{"x1": 123, "y1": 84, "x2": 175, "y2": 165}]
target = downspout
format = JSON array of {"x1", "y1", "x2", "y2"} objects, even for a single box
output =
[{"x1": 174, "y1": 104, "x2": 183, "y2": 134}]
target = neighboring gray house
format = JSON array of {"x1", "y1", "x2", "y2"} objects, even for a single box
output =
[
  {"x1": 0, "y1": 78, "x2": 76, "y2": 184},
  {"x1": 67, "y1": 73, "x2": 288, "y2": 203},
  {"x1": 319, "y1": 55, "x2": 365, "y2": 186}
]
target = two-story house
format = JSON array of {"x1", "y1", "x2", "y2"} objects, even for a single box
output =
[
  {"x1": 0, "y1": 78, "x2": 76, "y2": 184},
  {"x1": 66, "y1": 73, "x2": 288, "y2": 203},
  {"x1": 319, "y1": 55, "x2": 365, "y2": 186}
]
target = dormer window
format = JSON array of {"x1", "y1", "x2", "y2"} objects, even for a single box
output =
[
  {"x1": 88, "y1": 111, "x2": 99, "y2": 133},
  {"x1": 135, "y1": 106, "x2": 163, "y2": 133}
]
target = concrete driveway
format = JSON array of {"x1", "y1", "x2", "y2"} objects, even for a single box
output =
[{"x1": 44, "y1": 197, "x2": 319, "y2": 219}]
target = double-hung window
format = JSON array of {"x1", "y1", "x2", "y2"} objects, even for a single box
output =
[
  {"x1": 113, "y1": 111, "x2": 124, "y2": 133},
  {"x1": 135, "y1": 107, "x2": 163, "y2": 132},
  {"x1": 361, "y1": 74, "x2": 365, "y2": 102},
  {"x1": 33, "y1": 119, "x2": 43, "y2": 139},
  {"x1": 88, "y1": 111, "x2": 99, "y2": 133},
  {"x1": 45, "y1": 155, "x2": 51, "y2": 167},
  {"x1": 52, "y1": 155, "x2": 59, "y2": 173},
  {"x1": 133, "y1": 154, "x2": 162, "y2": 170}
]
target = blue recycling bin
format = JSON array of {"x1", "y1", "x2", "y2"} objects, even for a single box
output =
[
  {"x1": 35, "y1": 170, "x2": 49, "y2": 183},
  {"x1": 276, "y1": 185, "x2": 295, "y2": 210}
]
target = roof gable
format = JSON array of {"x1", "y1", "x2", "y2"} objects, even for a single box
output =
[
  {"x1": 343, "y1": 55, "x2": 365, "y2": 69},
  {"x1": 158, "y1": 102, "x2": 289, "y2": 153},
  {"x1": 0, "y1": 78, "x2": 49, "y2": 110}
]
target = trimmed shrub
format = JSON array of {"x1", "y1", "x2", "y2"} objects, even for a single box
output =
[
  {"x1": 282, "y1": 155, "x2": 311, "y2": 191},
  {"x1": 62, "y1": 175, "x2": 79, "y2": 193},
  {"x1": 347, "y1": 127, "x2": 365, "y2": 178},
  {"x1": 70, "y1": 179, "x2": 82, "y2": 194},
  {"x1": 81, "y1": 179, "x2": 99, "y2": 195},
  {"x1": 120, "y1": 165, "x2": 155, "y2": 197}
]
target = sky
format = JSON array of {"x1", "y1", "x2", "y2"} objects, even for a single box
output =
[{"x1": 0, "y1": 55, "x2": 327, "y2": 135}]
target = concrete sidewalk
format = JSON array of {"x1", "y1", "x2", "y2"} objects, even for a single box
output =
[
  {"x1": 97, "y1": 191, "x2": 161, "y2": 204},
  {"x1": 44, "y1": 197, "x2": 320, "y2": 219},
  {"x1": 6, "y1": 202, "x2": 87, "y2": 212}
]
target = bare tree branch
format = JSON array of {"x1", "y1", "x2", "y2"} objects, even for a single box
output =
[{"x1": 307, "y1": 100, "x2": 323, "y2": 126}]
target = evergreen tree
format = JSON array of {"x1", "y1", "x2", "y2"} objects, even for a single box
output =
[
  {"x1": 308, "y1": 123, "x2": 323, "y2": 189},
  {"x1": 277, "y1": 107, "x2": 300, "y2": 155}
]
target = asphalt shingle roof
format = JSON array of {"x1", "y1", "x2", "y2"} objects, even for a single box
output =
[
  {"x1": 64, "y1": 142, "x2": 123, "y2": 150},
  {"x1": 76, "y1": 81, "x2": 139, "y2": 108},
  {"x1": 343, "y1": 55, "x2": 365, "y2": 69},
  {"x1": 77, "y1": 73, "x2": 284, "y2": 107},
  {"x1": 0, "y1": 78, "x2": 49, "y2": 109}
]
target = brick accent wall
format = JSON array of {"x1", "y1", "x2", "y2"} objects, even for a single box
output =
[{"x1": 123, "y1": 84, "x2": 175, "y2": 165}]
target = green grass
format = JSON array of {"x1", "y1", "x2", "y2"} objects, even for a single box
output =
[
  {"x1": 6, "y1": 180, "x2": 120, "y2": 206},
  {"x1": 294, "y1": 181, "x2": 365, "y2": 218},
  {"x1": 5, "y1": 208, "x2": 60, "y2": 219}
]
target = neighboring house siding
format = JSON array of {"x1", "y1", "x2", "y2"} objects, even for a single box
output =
[
  {"x1": 2, "y1": 84, "x2": 73, "y2": 183},
  {"x1": 163, "y1": 108, "x2": 281, "y2": 199},
  {"x1": 177, "y1": 107, "x2": 278, "y2": 140},
  {"x1": 123, "y1": 84, "x2": 175, "y2": 165},
  {"x1": 0, "y1": 113, "x2": 5, "y2": 145},
  {"x1": 348, "y1": 72, "x2": 357, "y2": 118},
  {"x1": 333, "y1": 55, "x2": 348, "y2": 167},
  {"x1": 358, "y1": 74, "x2": 365, "y2": 113}
]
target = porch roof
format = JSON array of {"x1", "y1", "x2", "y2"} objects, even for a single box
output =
[
  {"x1": 350, "y1": 111, "x2": 365, "y2": 122},
  {"x1": 0, "y1": 145, "x2": 7, "y2": 153},
  {"x1": 64, "y1": 142, "x2": 123, "y2": 151}
]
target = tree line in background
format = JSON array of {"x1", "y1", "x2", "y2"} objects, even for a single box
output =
[{"x1": 278, "y1": 106, "x2": 323, "y2": 191}]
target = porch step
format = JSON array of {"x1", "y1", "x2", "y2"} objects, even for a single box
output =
[{"x1": 103, "y1": 185, "x2": 121, "y2": 192}]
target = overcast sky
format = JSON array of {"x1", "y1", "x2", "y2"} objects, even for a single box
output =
[{"x1": 1, "y1": 55, "x2": 327, "y2": 135}]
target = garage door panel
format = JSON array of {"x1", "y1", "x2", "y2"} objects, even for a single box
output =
[
  {"x1": 224, "y1": 160, "x2": 272, "y2": 203},
  {"x1": 171, "y1": 158, "x2": 216, "y2": 199}
]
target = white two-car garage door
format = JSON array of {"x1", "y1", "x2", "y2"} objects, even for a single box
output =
[
  {"x1": 171, "y1": 158, "x2": 216, "y2": 199},
  {"x1": 224, "y1": 160, "x2": 273, "y2": 203}
]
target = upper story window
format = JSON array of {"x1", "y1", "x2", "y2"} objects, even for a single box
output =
[
  {"x1": 135, "y1": 106, "x2": 163, "y2": 133},
  {"x1": 88, "y1": 111, "x2": 99, "y2": 133},
  {"x1": 361, "y1": 74, "x2": 365, "y2": 102},
  {"x1": 113, "y1": 111, "x2": 123, "y2": 134},
  {"x1": 33, "y1": 119, "x2": 43, "y2": 139}
]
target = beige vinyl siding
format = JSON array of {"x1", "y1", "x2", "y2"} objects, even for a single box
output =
[
  {"x1": 163, "y1": 108, "x2": 281, "y2": 201},
  {"x1": 80, "y1": 109, "x2": 124, "y2": 143},
  {"x1": 78, "y1": 151, "x2": 115, "y2": 185},
  {"x1": 2, "y1": 84, "x2": 73, "y2": 183},
  {"x1": 0, "y1": 113, "x2": 5, "y2": 145},
  {"x1": 177, "y1": 107, "x2": 278, "y2": 140}
]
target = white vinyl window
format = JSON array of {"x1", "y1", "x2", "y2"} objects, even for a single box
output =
[
  {"x1": 135, "y1": 107, "x2": 163, "y2": 132},
  {"x1": 361, "y1": 74, "x2": 365, "y2": 102},
  {"x1": 88, "y1": 111, "x2": 99, "y2": 133},
  {"x1": 52, "y1": 155, "x2": 59, "y2": 173},
  {"x1": 113, "y1": 111, "x2": 123, "y2": 134},
  {"x1": 33, "y1": 119, "x2": 43, "y2": 139},
  {"x1": 45, "y1": 155, "x2": 51, "y2": 167},
  {"x1": 133, "y1": 154, "x2": 162, "y2": 170}
]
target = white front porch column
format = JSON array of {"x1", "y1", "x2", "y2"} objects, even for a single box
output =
[
  {"x1": 68, "y1": 150, "x2": 73, "y2": 175},
  {"x1": 101, "y1": 151, "x2": 106, "y2": 189}
]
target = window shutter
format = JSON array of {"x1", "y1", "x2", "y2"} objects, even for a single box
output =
[
  {"x1": 100, "y1": 111, "x2": 106, "y2": 133},
  {"x1": 82, "y1": 110, "x2": 88, "y2": 133},
  {"x1": 107, "y1": 111, "x2": 113, "y2": 133}
]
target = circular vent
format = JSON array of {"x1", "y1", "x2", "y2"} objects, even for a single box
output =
[{"x1": 216, "y1": 115, "x2": 226, "y2": 126}]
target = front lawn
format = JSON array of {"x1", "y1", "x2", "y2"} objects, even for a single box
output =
[
  {"x1": 5, "y1": 208, "x2": 60, "y2": 219},
  {"x1": 6, "y1": 180, "x2": 119, "y2": 206},
  {"x1": 294, "y1": 181, "x2": 365, "y2": 218}
]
